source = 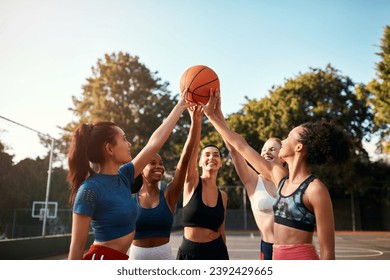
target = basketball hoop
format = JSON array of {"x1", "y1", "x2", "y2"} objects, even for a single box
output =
[{"x1": 32, "y1": 201, "x2": 58, "y2": 219}]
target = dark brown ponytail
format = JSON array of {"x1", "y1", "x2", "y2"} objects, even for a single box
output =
[{"x1": 67, "y1": 122, "x2": 118, "y2": 204}]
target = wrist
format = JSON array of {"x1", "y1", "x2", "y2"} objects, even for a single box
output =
[{"x1": 207, "y1": 113, "x2": 217, "y2": 119}]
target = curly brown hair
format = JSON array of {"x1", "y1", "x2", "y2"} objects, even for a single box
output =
[{"x1": 299, "y1": 120, "x2": 351, "y2": 165}]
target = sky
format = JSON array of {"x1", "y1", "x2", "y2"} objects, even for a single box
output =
[{"x1": 0, "y1": 0, "x2": 389, "y2": 163}]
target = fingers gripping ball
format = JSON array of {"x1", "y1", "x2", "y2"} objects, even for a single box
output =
[{"x1": 180, "y1": 65, "x2": 220, "y2": 104}]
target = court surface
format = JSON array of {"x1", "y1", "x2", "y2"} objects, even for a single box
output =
[
  {"x1": 45, "y1": 230, "x2": 390, "y2": 260},
  {"x1": 169, "y1": 230, "x2": 390, "y2": 260}
]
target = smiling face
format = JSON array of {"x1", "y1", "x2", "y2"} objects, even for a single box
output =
[
  {"x1": 261, "y1": 138, "x2": 282, "y2": 164},
  {"x1": 142, "y1": 153, "x2": 165, "y2": 183},
  {"x1": 199, "y1": 146, "x2": 222, "y2": 171}
]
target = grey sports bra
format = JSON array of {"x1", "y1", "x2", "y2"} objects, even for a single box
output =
[{"x1": 273, "y1": 175, "x2": 316, "y2": 232}]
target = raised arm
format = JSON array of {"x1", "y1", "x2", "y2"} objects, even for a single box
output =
[
  {"x1": 165, "y1": 105, "x2": 203, "y2": 211},
  {"x1": 183, "y1": 105, "x2": 203, "y2": 202},
  {"x1": 213, "y1": 95, "x2": 259, "y2": 198},
  {"x1": 203, "y1": 90, "x2": 287, "y2": 186},
  {"x1": 132, "y1": 90, "x2": 194, "y2": 177}
]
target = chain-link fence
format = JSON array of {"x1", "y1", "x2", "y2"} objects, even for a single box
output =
[{"x1": 2, "y1": 185, "x2": 258, "y2": 240}]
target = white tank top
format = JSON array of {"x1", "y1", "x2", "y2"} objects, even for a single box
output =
[{"x1": 250, "y1": 176, "x2": 274, "y2": 214}]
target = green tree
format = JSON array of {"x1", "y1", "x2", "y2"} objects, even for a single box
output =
[
  {"x1": 367, "y1": 25, "x2": 390, "y2": 153},
  {"x1": 261, "y1": 65, "x2": 372, "y2": 155},
  {"x1": 0, "y1": 140, "x2": 15, "y2": 226},
  {"x1": 62, "y1": 52, "x2": 189, "y2": 173}
]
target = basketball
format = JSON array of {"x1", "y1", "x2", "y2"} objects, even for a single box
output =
[{"x1": 179, "y1": 65, "x2": 220, "y2": 104}]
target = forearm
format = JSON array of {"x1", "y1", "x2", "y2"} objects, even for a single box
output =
[
  {"x1": 168, "y1": 116, "x2": 201, "y2": 201},
  {"x1": 134, "y1": 104, "x2": 186, "y2": 176},
  {"x1": 208, "y1": 114, "x2": 246, "y2": 154},
  {"x1": 181, "y1": 119, "x2": 201, "y2": 164},
  {"x1": 68, "y1": 243, "x2": 86, "y2": 260},
  {"x1": 208, "y1": 114, "x2": 276, "y2": 180},
  {"x1": 147, "y1": 104, "x2": 185, "y2": 150}
]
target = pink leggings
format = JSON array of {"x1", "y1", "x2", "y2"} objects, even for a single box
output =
[{"x1": 273, "y1": 243, "x2": 319, "y2": 260}]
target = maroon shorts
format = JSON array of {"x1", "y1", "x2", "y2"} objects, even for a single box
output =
[{"x1": 83, "y1": 244, "x2": 129, "y2": 260}]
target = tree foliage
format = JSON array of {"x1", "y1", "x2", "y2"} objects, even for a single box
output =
[
  {"x1": 0, "y1": 142, "x2": 69, "y2": 228},
  {"x1": 367, "y1": 25, "x2": 390, "y2": 153}
]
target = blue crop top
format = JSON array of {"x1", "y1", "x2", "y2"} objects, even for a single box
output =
[
  {"x1": 182, "y1": 178, "x2": 224, "y2": 232},
  {"x1": 273, "y1": 175, "x2": 316, "y2": 232},
  {"x1": 134, "y1": 190, "x2": 173, "y2": 240},
  {"x1": 73, "y1": 162, "x2": 137, "y2": 242}
]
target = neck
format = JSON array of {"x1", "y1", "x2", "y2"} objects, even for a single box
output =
[
  {"x1": 200, "y1": 171, "x2": 219, "y2": 188},
  {"x1": 98, "y1": 162, "x2": 120, "y2": 175},
  {"x1": 140, "y1": 181, "x2": 159, "y2": 194},
  {"x1": 285, "y1": 157, "x2": 311, "y2": 184}
]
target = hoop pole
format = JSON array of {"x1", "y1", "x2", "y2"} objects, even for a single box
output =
[
  {"x1": 42, "y1": 138, "x2": 55, "y2": 236},
  {"x1": 243, "y1": 187, "x2": 247, "y2": 230}
]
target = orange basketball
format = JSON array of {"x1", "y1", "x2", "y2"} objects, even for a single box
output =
[{"x1": 179, "y1": 65, "x2": 220, "y2": 104}]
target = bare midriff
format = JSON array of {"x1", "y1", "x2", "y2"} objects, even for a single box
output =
[
  {"x1": 132, "y1": 237, "x2": 170, "y2": 247},
  {"x1": 94, "y1": 231, "x2": 135, "y2": 254},
  {"x1": 184, "y1": 227, "x2": 220, "y2": 242},
  {"x1": 273, "y1": 224, "x2": 313, "y2": 245}
]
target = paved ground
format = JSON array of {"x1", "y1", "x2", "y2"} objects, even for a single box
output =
[
  {"x1": 169, "y1": 230, "x2": 390, "y2": 260},
  {"x1": 47, "y1": 231, "x2": 390, "y2": 260}
]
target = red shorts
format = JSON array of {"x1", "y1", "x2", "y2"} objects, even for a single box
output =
[
  {"x1": 273, "y1": 243, "x2": 319, "y2": 260},
  {"x1": 83, "y1": 244, "x2": 129, "y2": 260}
]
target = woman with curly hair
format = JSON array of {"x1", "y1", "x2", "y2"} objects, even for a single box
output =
[
  {"x1": 203, "y1": 90, "x2": 351, "y2": 260},
  {"x1": 210, "y1": 93, "x2": 284, "y2": 260}
]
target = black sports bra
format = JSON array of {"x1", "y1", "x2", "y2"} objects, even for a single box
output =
[{"x1": 182, "y1": 178, "x2": 224, "y2": 232}]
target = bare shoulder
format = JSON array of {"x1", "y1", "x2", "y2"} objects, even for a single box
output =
[
  {"x1": 305, "y1": 177, "x2": 332, "y2": 207},
  {"x1": 308, "y1": 178, "x2": 328, "y2": 193}
]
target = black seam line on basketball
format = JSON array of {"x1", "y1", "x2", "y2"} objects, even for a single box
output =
[
  {"x1": 192, "y1": 93, "x2": 209, "y2": 98},
  {"x1": 188, "y1": 67, "x2": 208, "y2": 89},
  {"x1": 187, "y1": 90, "x2": 196, "y2": 100},
  {"x1": 192, "y1": 78, "x2": 219, "y2": 92}
]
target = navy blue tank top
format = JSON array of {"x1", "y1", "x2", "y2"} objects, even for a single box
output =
[
  {"x1": 134, "y1": 190, "x2": 173, "y2": 240},
  {"x1": 273, "y1": 175, "x2": 317, "y2": 232},
  {"x1": 182, "y1": 178, "x2": 224, "y2": 232}
]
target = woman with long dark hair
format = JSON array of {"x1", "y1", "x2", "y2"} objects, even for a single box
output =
[{"x1": 67, "y1": 91, "x2": 193, "y2": 260}]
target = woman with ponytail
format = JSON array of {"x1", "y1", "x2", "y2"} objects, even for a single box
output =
[{"x1": 67, "y1": 91, "x2": 193, "y2": 260}]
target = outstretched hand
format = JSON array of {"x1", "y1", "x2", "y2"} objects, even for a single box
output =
[
  {"x1": 202, "y1": 89, "x2": 223, "y2": 119},
  {"x1": 188, "y1": 104, "x2": 204, "y2": 124},
  {"x1": 178, "y1": 88, "x2": 197, "y2": 111}
]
